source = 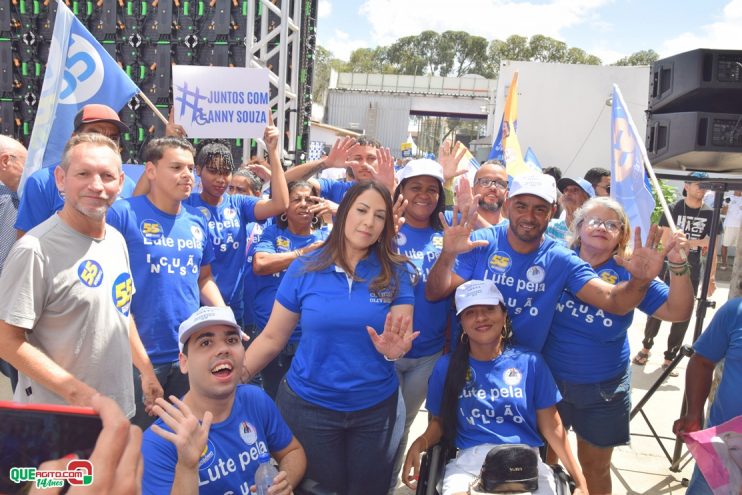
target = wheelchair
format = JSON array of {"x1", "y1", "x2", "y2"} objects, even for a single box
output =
[{"x1": 415, "y1": 443, "x2": 575, "y2": 495}]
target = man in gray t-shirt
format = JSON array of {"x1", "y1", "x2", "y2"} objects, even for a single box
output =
[{"x1": 0, "y1": 133, "x2": 161, "y2": 417}]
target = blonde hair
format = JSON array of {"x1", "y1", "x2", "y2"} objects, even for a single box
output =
[
  {"x1": 568, "y1": 197, "x2": 632, "y2": 258},
  {"x1": 60, "y1": 133, "x2": 121, "y2": 172}
]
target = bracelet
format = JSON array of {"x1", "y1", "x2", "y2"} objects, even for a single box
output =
[
  {"x1": 420, "y1": 436, "x2": 429, "y2": 452},
  {"x1": 667, "y1": 260, "x2": 687, "y2": 268},
  {"x1": 294, "y1": 249, "x2": 302, "y2": 258},
  {"x1": 668, "y1": 262, "x2": 690, "y2": 276},
  {"x1": 384, "y1": 353, "x2": 404, "y2": 361}
]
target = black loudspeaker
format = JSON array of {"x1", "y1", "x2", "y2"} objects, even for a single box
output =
[
  {"x1": 649, "y1": 49, "x2": 742, "y2": 114},
  {"x1": 647, "y1": 49, "x2": 742, "y2": 172},
  {"x1": 647, "y1": 111, "x2": 742, "y2": 171}
]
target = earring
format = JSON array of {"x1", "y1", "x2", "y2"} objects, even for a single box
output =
[{"x1": 280, "y1": 213, "x2": 287, "y2": 222}]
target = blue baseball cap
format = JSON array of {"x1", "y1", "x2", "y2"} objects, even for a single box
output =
[{"x1": 556, "y1": 177, "x2": 595, "y2": 198}]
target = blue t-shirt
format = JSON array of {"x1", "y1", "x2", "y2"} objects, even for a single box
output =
[
  {"x1": 318, "y1": 178, "x2": 354, "y2": 204},
  {"x1": 454, "y1": 224, "x2": 596, "y2": 352},
  {"x1": 107, "y1": 195, "x2": 215, "y2": 364},
  {"x1": 242, "y1": 222, "x2": 265, "y2": 327},
  {"x1": 276, "y1": 250, "x2": 415, "y2": 411},
  {"x1": 253, "y1": 224, "x2": 329, "y2": 340},
  {"x1": 185, "y1": 193, "x2": 259, "y2": 315},
  {"x1": 544, "y1": 256, "x2": 669, "y2": 383},
  {"x1": 693, "y1": 298, "x2": 742, "y2": 428},
  {"x1": 426, "y1": 347, "x2": 561, "y2": 450},
  {"x1": 16, "y1": 164, "x2": 136, "y2": 232},
  {"x1": 141, "y1": 385, "x2": 293, "y2": 495},
  {"x1": 396, "y1": 224, "x2": 450, "y2": 358}
]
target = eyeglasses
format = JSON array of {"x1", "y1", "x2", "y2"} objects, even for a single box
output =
[
  {"x1": 585, "y1": 217, "x2": 622, "y2": 233},
  {"x1": 475, "y1": 178, "x2": 508, "y2": 190}
]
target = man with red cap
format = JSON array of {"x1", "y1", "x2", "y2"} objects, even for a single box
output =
[{"x1": 15, "y1": 104, "x2": 135, "y2": 236}]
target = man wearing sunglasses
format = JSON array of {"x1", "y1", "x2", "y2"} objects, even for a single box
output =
[
  {"x1": 15, "y1": 104, "x2": 137, "y2": 237},
  {"x1": 584, "y1": 167, "x2": 611, "y2": 198}
]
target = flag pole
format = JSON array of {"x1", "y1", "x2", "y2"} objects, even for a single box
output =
[{"x1": 137, "y1": 92, "x2": 169, "y2": 126}]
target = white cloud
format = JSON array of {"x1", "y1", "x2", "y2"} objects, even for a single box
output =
[
  {"x1": 660, "y1": 0, "x2": 742, "y2": 57},
  {"x1": 323, "y1": 29, "x2": 371, "y2": 60},
  {"x1": 318, "y1": 0, "x2": 332, "y2": 18},
  {"x1": 358, "y1": 0, "x2": 613, "y2": 46}
]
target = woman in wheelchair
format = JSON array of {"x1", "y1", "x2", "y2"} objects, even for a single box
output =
[{"x1": 402, "y1": 280, "x2": 588, "y2": 495}]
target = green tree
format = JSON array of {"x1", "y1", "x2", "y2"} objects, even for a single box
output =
[
  {"x1": 438, "y1": 31, "x2": 490, "y2": 77},
  {"x1": 386, "y1": 32, "x2": 441, "y2": 75},
  {"x1": 311, "y1": 45, "x2": 349, "y2": 102},
  {"x1": 614, "y1": 49, "x2": 660, "y2": 66},
  {"x1": 346, "y1": 47, "x2": 394, "y2": 73},
  {"x1": 528, "y1": 34, "x2": 567, "y2": 63}
]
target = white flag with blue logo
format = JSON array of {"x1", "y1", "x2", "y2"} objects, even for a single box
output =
[
  {"x1": 610, "y1": 84, "x2": 656, "y2": 243},
  {"x1": 21, "y1": 0, "x2": 139, "y2": 193}
]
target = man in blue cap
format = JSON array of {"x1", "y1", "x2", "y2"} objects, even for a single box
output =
[
  {"x1": 546, "y1": 177, "x2": 595, "y2": 245},
  {"x1": 633, "y1": 171, "x2": 719, "y2": 373}
]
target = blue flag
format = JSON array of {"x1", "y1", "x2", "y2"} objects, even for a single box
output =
[
  {"x1": 524, "y1": 147, "x2": 542, "y2": 172},
  {"x1": 22, "y1": 0, "x2": 139, "y2": 192},
  {"x1": 610, "y1": 84, "x2": 655, "y2": 243}
]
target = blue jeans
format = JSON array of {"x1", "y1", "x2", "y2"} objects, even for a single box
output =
[
  {"x1": 389, "y1": 352, "x2": 441, "y2": 491},
  {"x1": 131, "y1": 361, "x2": 189, "y2": 430},
  {"x1": 276, "y1": 379, "x2": 405, "y2": 495},
  {"x1": 555, "y1": 367, "x2": 632, "y2": 448}
]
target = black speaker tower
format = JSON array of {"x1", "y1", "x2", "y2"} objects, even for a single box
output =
[{"x1": 646, "y1": 49, "x2": 742, "y2": 172}]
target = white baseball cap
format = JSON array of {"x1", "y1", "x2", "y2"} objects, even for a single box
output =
[
  {"x1": 509, "y1": 174, "x2": 557, "y2": 204},
  {"x1": 396, "y1": 158, "x2": 445, "y2": 185},
  {"x1": 178, "y1": 306, "x2": 246, "y2": 352},
  {"x1": 455, "y1": 280, "x2": 505, "y2": 315}
]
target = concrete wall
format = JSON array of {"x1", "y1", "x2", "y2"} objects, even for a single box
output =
[
  {"x1": 325, "y1": 91, "x2": 412, "y2": 152},
  {"x1": 493, "y1": 61, "x2": 650, "y2": 180}
]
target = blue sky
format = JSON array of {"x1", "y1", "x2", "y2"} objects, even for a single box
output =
[{"x1": 317, "y1": 0, "x2": 741, "y2": 65}]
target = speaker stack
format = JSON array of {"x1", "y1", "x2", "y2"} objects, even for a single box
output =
[{"x1": 646, "y1": 49, "x2": 742, "y2": 172}]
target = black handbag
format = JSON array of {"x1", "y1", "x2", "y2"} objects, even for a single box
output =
[{"x1": 469, "y1": 444, "x2": 539, "y2": 494}]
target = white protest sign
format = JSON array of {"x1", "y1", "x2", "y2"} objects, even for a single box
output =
[{"x1": 172, "y1": 66, "x2": 270, "y2": 139}]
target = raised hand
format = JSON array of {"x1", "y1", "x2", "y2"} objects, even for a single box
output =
[
  {"x1": 454, "y1": 176, "x2": 474, "y2": 216},
  {"x1": 369, "y1": 146, "x2": 396, "y2": 193},
  {"x1": 366, "y1": 312, "x2": 418, "y2": 360},
  {"x1": 438, "y1": 200, "x2": 488, "y2": 256},
  {"x1": 263, "y1": 111, "x2": 279, "y2": 153},
  {"x1": 615, "y1": 225, "x2": 676, "y2": 283},
  {"x1": 151, "y1": 396, "x2": 213, "y2": 471},
  {"x1": 325, "y1": 136, "x2": 358, "y2": 168},
  {"x1": 393, "y1": 193, "x2": 408, "y2": 235},
  {"x1": 438, "y1": 140, "x2": 469, "y2": 181}
]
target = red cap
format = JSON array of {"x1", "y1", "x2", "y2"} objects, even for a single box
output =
[{"x1": 73, "y1": 104, "x2": 129, "y2": 134}]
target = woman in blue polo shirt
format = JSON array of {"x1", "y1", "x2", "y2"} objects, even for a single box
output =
[
  {"x1": 252, "y1": 180, "x2": 329, "y2": 398},
  {"x1": 390, "y1": 158, "x2": 451, "y2": 486},
  {"x1": 401, "y1": 280, "x2": 587, "y2": 495},
  {"x1": 542, "y1": 197, "x2": 693, "y2": 494},
  {"x1": 241, "y1": 181, "x2": 417, "y2": 495}
]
